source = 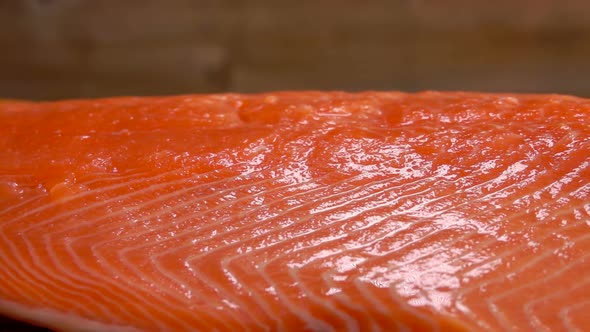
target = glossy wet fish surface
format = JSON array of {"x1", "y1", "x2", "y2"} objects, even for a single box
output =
[{"x1": 0, "y1": 91, "x2": 589, "y2": 331}]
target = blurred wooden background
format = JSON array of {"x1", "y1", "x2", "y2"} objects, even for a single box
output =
[{"x1": 1, "y1": 0, "x2": 590, "y2": 100}]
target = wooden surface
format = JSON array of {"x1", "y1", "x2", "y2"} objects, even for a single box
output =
[{"x1": 1, "y1": 1, "x2": 590, "y2": 100}]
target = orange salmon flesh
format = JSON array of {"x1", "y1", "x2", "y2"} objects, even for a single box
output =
[{"x1": 0, "y1": 91, "x2": 589, "y2": 331}]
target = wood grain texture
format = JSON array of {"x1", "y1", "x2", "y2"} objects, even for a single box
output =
[{"x1": 1, "y1": 1, "x2": 590, "y2": 100}]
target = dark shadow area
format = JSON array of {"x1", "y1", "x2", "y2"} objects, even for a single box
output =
[{"x1": 0, "y1": 315, "x2": 52, "y2": 332}]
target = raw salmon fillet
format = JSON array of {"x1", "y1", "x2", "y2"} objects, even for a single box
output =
[{"x1": 0, "y1": 91, "x2": 589, "y2": 331}]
